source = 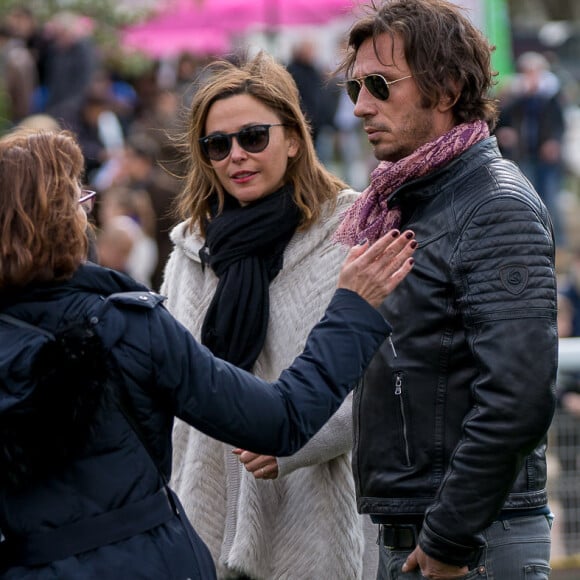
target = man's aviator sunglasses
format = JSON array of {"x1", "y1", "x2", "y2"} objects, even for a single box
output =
[
  {"x1": 199, "y1": 123, "x2": 287, "y2": 161},
  {"x1": 345, "y1": 73, "x2": 413, "y2": 104}
]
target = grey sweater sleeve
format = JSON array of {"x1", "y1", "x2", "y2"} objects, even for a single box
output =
[{"x1": 277, "y1": 391, "x2": 353, "y2": 477}]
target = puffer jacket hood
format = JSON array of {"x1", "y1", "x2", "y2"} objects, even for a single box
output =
[
  {"x1": 0, "y1": 264, "x2": 148, "y2": 491},
  {"x1": 0, "y1": 323, "x2": 52, "y2": 414},
  {"x1": 0, "y1": 262, "x2": 145, "y2": 407}
]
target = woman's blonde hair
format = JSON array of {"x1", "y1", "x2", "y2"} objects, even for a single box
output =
[
  {"x1": 177, "y1": 51, "x2": 347, "y2": 235},
  {"x1": 0, "y1": 129, "x2": 88, "y2": 288}
]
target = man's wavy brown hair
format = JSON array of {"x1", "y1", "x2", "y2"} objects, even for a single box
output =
[
  {"x1": 0, "y1": 129, "x2": 88, "y2": 288},
  {"x1": 338, "y1": 0, "x2": 499, "y2": 130}
]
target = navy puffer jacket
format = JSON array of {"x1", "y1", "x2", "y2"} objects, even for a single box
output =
[{"x1": 0, "y1": 263, "x2": 390, "y2": 579}]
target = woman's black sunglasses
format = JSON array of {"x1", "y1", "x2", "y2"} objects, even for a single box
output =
[
  {"x1": 199, "y1": 123, "x2": 288, "y2": 161},
  {"x1": 345, "y1": 73, "x2": 413, "y2": 104}
]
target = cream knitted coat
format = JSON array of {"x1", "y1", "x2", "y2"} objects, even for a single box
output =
[{"x1": 162, "y1": 190, "x2": 378, "y2": 580}]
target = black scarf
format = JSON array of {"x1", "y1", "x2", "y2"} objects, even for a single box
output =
[{"x1": 200, "y1": 184, "x2": 301, "y2": 371}]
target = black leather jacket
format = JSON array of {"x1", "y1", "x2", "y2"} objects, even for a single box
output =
[{"x1": 353, "y1": 137, "x2": 558, "y2": 566}]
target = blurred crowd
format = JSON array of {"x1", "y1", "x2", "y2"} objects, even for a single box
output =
[
  {"x1": 0, "y1": 7, "x2": 374, "y2": 293},
  {"x1": 3, "y1": 6, "x2": 580, "y2": 303},
  {"x1": 0, "y1": 7, "x2": 185, "y2": 291}
]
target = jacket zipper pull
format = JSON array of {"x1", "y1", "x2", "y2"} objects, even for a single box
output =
[
  {"x1": 388, "y1": 336, "x2": 397, "y2": 358},
  {"x1": 395, "y1": 373, "x2": 402, "y2": 395}
]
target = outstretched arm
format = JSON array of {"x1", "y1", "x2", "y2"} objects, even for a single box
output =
[{"x1": 113, "y1": 230, "x2": 416, "y2": 457}]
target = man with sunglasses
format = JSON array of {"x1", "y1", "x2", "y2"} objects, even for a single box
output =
[{"x1": 333, "y1": 1, "x2": 558, "y2": 578}]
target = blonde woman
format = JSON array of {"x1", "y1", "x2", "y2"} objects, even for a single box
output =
[{"x1": 163, "y1": 52, "x2": 380, "y2": 579}]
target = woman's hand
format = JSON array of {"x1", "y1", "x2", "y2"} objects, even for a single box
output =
[
  {"x1": 233, "y1": 449, "x2": 279, "y2": 480},
  {"x1": 337, "y1": 230, "x2": 416, "y2": 307}
]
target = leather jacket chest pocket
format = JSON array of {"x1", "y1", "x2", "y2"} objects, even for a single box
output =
[
  {"x1": 409, "y1": 229, "x2": 446, "y2": 249},
  {"x1": 393, "y1": 371, "x2": 414, "y2": 467}
]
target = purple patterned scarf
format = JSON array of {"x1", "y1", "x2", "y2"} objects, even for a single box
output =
[{"x1": 333, "y1": 120, "x2": 490, "y2": 246}]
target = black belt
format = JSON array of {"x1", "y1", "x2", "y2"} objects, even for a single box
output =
[
  {"x1": 380, "y1": 522, "x2": 421, "y2": 550},
  {"x1": 0, "y1": 486, "x2": 176, "y2": 568}
]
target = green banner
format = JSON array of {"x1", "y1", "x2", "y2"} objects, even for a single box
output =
[{"x1": 484, "y1": 0, "x2": 515, "y2": 90}]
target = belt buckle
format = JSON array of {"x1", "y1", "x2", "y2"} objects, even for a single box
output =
[{"x1": 381, "y1": 523, "x2": 417, "y2": 550}]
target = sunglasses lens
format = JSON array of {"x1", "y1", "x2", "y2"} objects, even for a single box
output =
[
  {"x1": 366, "y1": 75, "x2": 390, "y2": 100},
  {"x1": 204, "y1": 135, "x2": 231, "y2": 161},
  {"x1": 345, "y1": 80, "x2": 361, "y2": 104},
  {"x1": 201, "y1": 125, "x2": 277, "y2": 160},
  {"x1": 238, "y1": 126, "x2": 270, "y2": 153}
]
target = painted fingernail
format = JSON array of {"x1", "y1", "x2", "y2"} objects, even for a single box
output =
[
  {"x1": 410, "y1": 240, "x2": 418, "y2": 249},
  {"x1": 409, "y1": 258, "x2": 415, "y2": 265},
  {"x1": 405, "y1": 231, "x2": 414, "y2": 239},
  {"x1": 391, "y1": 230, "x2": 400, "y2": 237},
  {"x1": 358, "y1": 238, "x2": 368, "y2": 246}
]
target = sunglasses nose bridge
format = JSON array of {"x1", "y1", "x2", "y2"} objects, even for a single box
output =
[
  {"x1": 229, "y1": 134, "x2": 249, "y2": 158},
  {"x1": 355, "y1": 79, "x2": 377, "y2": 107},
  {"x1": 361, "y1": 79, "x2": 376, "y2": 102}
]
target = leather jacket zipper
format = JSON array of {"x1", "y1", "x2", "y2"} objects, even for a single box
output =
[
  {"x1": 388, "y1": 336, "x2": 397, "y2": 358},
  {"x1": 394, "y1": 371, "x2": 411, "y2": 466}
]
